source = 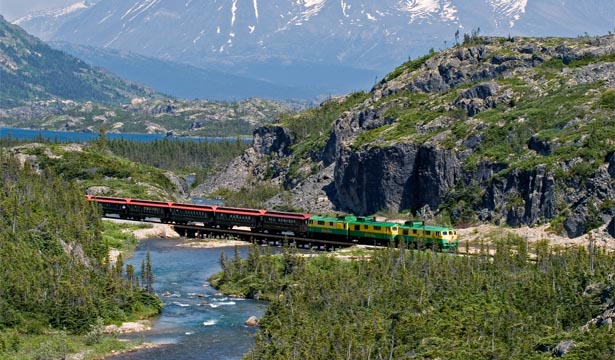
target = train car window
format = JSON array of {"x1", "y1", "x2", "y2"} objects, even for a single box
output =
[
  {"x1": 309, "y1": 220, "x2": 314, "y2": 225},
  {"x1": 426, "y1": 231, "x2": 431, "y2": 235},
  {"x1": 344, "y1": 224, "x2": 347, "y2": 229},
  {"x1": 436, "y1": 232, "x2": 440, "y2": 236},
  {"x1": 403, "y1": 229, "x2": 409, "y2": 235},
  {"x1": 354, "y1": 225, "x2": 360, "y2": 230},
  {"x1": 363, "y1": 225, "x2": 369, "y2": 230},
  {"x1": 412, "y1": 229, "x2": 417, "y2": 234},
  {"x1": 329, "y1": 222, "x2": 334, "y2": 226},
  {"x1": 374, "y1": 226, "x2": 381, "y2": 230}
]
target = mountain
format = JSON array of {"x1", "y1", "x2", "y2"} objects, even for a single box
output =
[
  {"x1": 15, "y1": 1, "x2": 615, "y2": 74},
  {"x1": 12, "y1": 1, "x2": 615, "y2": 100},
  {"x1": 50, "y1": 42, "x2": 376, "y2": 100},
  {"x1": 195, "y1": 35, "x2": 615, "y2": 240},
  {"x1": 0, "y1": 14, "x2": 149, "y2": 108}
]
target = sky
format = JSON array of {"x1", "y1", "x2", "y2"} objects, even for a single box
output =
[{"x1": 0, "y1": 0, "x2": 76, "y2": 21}]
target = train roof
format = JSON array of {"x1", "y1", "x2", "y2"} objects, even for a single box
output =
[
  {"x1": 399, "y1": 223, "x2": 455, "y2": 231},
  {"x1": 309, "y1": 215, "x2": 357, "y2": 222},
  {"x1": 309, "y1": 215, "x2": 399, "y2": 227},
  {"x1": 214, "y1": 207, "x2": 266, "y2": 216},
  {"x1": 169, "y1": 203, "x2": 215, "y2": 212},
  {"x1": 347, "y1": 217, "x2": 399, "y2": 227},
  {"x1": 263, "y1": 210, "x2": 311, "y2": 220}
]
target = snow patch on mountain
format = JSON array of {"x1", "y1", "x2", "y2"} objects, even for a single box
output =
[
  {"x1": 231, "y1": 0, "x2": 239, "y2": 27},
  {"x1": 98, "y1": 11, "x2": 114, "y2": 24},
  {"x1": 122, "y1": 0, "x2": 162, "y2": 22},
  {"x1": 253, "y1": 0, "x2": 260, "y2": 21},
  {"x1": 397, "y1": 0, "x2": 458, "y2": 23},
  {"x1": 301, "y1": 0, "x2": 328, "y2": 19},
  {"x1": 488, "y1": 0, "x2": 527, "y2": 27},
  {"x1": 14, "y1": 1, "x2": 92, "y2": 25},
  {"x1": 341, "y1": 0, "x2": 350, "y2": 17}
]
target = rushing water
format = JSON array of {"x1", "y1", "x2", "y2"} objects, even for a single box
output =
[{"x1": 109, "y1": 238, "x2": 267, "y2": 360}]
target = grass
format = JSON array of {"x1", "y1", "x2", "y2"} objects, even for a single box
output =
[
  {"x1": 386, "y1": 53, "x2": 434, "y2": 81},
  {"x1": 100, "y1": 220, "x2": 149, "y2": 251},
  {"x1": 0, "y1": 330, "x2": 144, "y2": 360}
]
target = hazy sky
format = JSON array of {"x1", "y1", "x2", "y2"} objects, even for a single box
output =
[{"x1": 0, "y1": 0, "x2": 76, "y2": 21}]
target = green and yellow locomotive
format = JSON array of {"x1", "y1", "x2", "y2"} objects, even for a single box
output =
[
  {"x1": 398, "y1": 221, "x2": 458, "y2": 251},
  {"x1": 307, "y1": 215, "x2": 458, "y2": 251}
]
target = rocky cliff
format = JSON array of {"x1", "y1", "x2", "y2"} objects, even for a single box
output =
[{"x1": 195, "y1": 35, "x2": 615, "y2": 239}]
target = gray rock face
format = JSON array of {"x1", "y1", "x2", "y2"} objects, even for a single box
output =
[
  {"x1": 192, "y1": 148, "x2": 259, "y2": 196},
  {"x1": 485, "y1": 165, "x2": 557, "y2": 227},
  {"x1": 608, "y1": 218, "x2": 615, "y2": 238},
  {"x1": 454, "y1": 82, "x2": 500, "y2": 116},
  {"x1": 335, "y1": 143, "x2": 460, "y2": 215},
  {"x1": 164, "y1": 172, "x2": 189, "y2": 199},
  {"x1": 528, "y1": 136, "x2": 556, "y2": 156},
  {"x1": 253, "y1": 126, "x2": 294, "y2": 157},
  {"x1": 381, "y1": 41, "x2": 541, "y2": 97},
  {"x1": 608, "y1": 152, "x2": 615, "y2": 179}
]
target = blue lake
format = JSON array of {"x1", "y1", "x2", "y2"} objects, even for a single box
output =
[{"x1": 0, "y1": 127, "x2": 250, "y2": 143}]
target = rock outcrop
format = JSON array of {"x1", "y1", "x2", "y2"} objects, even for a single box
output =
[
  {"x1": 335, "y1": 143, "x2": 460, "y2": 215},
  {"x1": 198, "y1": 36, "x2": 615, "y2": 239}
]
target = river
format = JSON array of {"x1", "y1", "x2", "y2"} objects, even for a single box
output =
[{"x1": 109, "y1": 238, "x2": 267, "y2": 360}]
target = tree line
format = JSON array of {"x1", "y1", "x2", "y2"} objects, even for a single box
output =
[
  {"x1": 213, "y1": 237, "x2": 615, "y2": 359},
  {"x1": 0, "y1": 151, "x2": 161, "y2": 341}
]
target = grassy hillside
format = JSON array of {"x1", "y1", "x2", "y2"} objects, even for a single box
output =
[{"x1": 0, "y1": 15, "x2": 150, "y2": 108}]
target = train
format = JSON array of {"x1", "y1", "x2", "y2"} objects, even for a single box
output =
[{"x1": 87, "y1": 196, "x2": 458, "y2": 251}]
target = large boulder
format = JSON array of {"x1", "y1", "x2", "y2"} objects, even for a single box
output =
[{"x1": 244, "y1": 316, "x2": 259, "y2": 326}]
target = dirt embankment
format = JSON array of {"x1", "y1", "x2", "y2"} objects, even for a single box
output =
[{"x1": 457, "y1": 223, "x2": 615, "y2": 252}]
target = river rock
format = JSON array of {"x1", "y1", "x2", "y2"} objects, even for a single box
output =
[{"x1": 244, "y1": 316, "x2": 259, "y2": 326}]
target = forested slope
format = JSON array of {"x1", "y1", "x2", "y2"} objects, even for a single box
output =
[
  {"x1": 214, "y1": 242, "x2": 615, "y2": 359},
  {"x1": 0, "y1": 151, "x2": 161, "y2": 337}
]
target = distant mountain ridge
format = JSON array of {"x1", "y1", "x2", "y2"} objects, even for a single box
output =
[
  {"x1": 0, "y1": 14, "x2": 150, "y2": 108},
  {"x1": 10, "y1": 0, "x2": 615, "y2": 100},
  {"x1": 50, "y1": 41, "x2": 378, "y2": 101},
  {"x1": 14, "y1": 0, "x2": 615, "y2": 72}
]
